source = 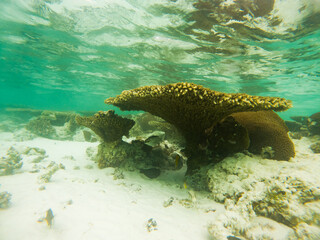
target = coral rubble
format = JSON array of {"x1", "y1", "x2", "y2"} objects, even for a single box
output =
[
  {"x1": 0, "y1": 191, "x2": 12, "y2": 209},
  {"x1": 0, "y1": 147, "x2": 23, "y2": 176},
  {"x1": 207, "y1": 153, "x2": 320, "y2": 238}
]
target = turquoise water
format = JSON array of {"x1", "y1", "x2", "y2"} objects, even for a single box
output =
[{"x1": 0, "y1": 0, "x2": 319, "y2": 118}]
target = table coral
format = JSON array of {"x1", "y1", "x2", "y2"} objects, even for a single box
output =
[
  {"x1": 231, "y1": 111, "x2": 295, "y2": 160},
  {"x1": 105, "y1": 82, "x2": 292, "y2": 173},
  {"x1": 76, "y1": 110, "x2": 135, "y2": 142}
]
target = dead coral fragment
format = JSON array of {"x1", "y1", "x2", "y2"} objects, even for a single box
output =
[
  {"x1": 76, "y1": 110, "x2": 135, "y2": 142},
  {"x1": 0, "y1": 147, "x2": 23, "y2": 176},
  {"x1": 105, "y1": 82, "x2": 292, "y2": 144},
  {"x1": 0, "y1": 191, "x2": 12, "y2": 208},
  {"x1": 37, "y1": 161, "x2": 61, "y2": 183}
]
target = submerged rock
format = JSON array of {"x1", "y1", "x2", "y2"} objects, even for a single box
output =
[
  {"x1": 140, "y1": 168, "x2": 161, "y2": 179},
  {"x1": 96, "y1": 139, "x2": 180, "y2": 172},
  {"x1": 310, "y1": 142, "x2": 320, "y2": 153},
  {"x1": 25, "y1": 110, "x2": 79, "y2": 140},
  {"x1": 308, "y1": 112, "x2": 320, "y2": 135},
  {"x1": 207, "y1": 153, "x2": 320, "y2": 237}
]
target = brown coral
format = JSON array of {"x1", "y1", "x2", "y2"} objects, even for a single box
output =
[
  {"x1": 105, "y1": 82, "x2": 291, "y2": 144},
  {"x1": 208, "y1": 116, "x2": 250, "y2": 159},
  {"x1": 105, "y1": 82, "x2": 292, "y2": 172},
  {"x1": 231, "y1": 111, "x2": 295, "y2": 160},
  {"x1": 76, "y1": 110, "x2": 135, "y2": 142}
]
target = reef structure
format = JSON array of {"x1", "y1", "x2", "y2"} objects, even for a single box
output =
[
  {"x1": 76, "y1": 110, "x2": 178, "y2": 172},
  {"x1": 76, "y1": 110, "x2": 135, "y2": 143},
  {"x1": 231, "y1": 111, "x2": 295, "y2": 160},
  {"x1": 105, "y1": 82, "x2": 292, "y2": 173}
]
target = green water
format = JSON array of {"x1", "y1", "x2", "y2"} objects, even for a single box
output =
[{"x1": 0, "y1": 0, "x2": 319, "y2": 118}]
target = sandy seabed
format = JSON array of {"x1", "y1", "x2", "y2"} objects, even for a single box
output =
[
  {"x1": 0, "y1": 131, "x2": 222, "y2": 240},
  {"x1": 0, "y1": 130, "x2": 319, "y2": 240}
]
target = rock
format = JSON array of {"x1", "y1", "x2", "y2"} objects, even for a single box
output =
[
  {"x1": 285, "y1": 120, "x2": 302, "y2": 132},
  {"x1": 0, "y1": 191, "x2": 12, "y2": 208},
  {"x1": 310, "y1": 142, "x2": 320, "y2": 153},
  {"x1": 140, "y1": 168, "x2": 161, "y2": 179},
  {"x1": 308, "y1": 112, "x2": 320, "y2": 135},
  {"x1": 207, "y1": 153, "x2": 320, "y2": 236}
]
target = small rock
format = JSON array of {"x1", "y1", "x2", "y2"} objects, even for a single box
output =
[
  {"x1": 0, "y1": 191, "x2": 12, "y2": 208},
  {"x1": 84, "y1": 165, "x2": 93, "y2": 169},
  {"x1": 140, "y1": 168, "x2": 161, "y2": 179},
  {"x1": 310, "y1": 142, "x2": 320, "y2": 153},
  {"x1": 146, "y1": 218, "x2": 158, "y2": 232},
  {"x1": 59, "y1": 163, "x2": 65, "y2": 169},
  {"x1": 113, "y1": 168, "x2": 124, "y2": 180},
  {"x1": 163, "y1": 197, "x2": 174, "y2": 208},
  {"x1": 289, "y1": 132, "x2": 302, "y2": 140}
]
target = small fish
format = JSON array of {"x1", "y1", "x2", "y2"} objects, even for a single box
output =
[
  {"x1": 183, "y1": 181, "x2": 188, "y2": 189},
  {"x1": 227, "y1": 236, "x2": 242, "y2": 240},
  {"x1": 175, "y1": 155, "x2": 180, "y2": 168},
  {"x1": 175, "y1": 154, "x2": 183, "y2": 169},
  {"x1": 45, "y1": 208, "x2": 54, "y2": 227}
]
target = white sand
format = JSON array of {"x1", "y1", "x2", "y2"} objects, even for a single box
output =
[
  {"x1": 0, "y1": 132, "x2": 223, "y2": 240},
  {"x1": 1, "y1": 131, "x2": 320, "y2": 240}
]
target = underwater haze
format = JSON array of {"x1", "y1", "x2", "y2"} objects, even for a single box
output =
[
  {"x1": 2, "y1": 1, "x2": 320, "y2": 239},
  {"x1": 0, "y1": 0, "x2": 320, "y2": 117}
]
